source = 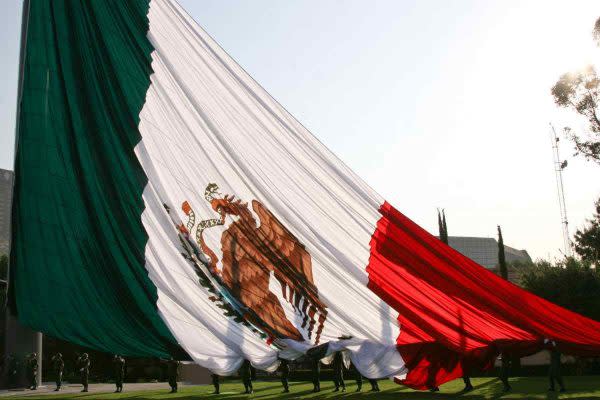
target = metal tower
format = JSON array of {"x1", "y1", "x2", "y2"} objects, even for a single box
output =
[{"x1": 550, "y1": 123, "x2": 571, "y2": 257}]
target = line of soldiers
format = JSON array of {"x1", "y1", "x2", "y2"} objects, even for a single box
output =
[
  {"x1": 30, "y1": 344, "x2": 566, "y2": 394},
  {"x1": 208, "y1": 351, "x2": 382, "y2": 395},
  {"x1": 428, "y1": 342, "x2": 566, "y2": 394},
  {"x1": 45, "y1": 353, "x2": 177, "y2": 394},
  {"x1": 498, "y1": 344, "x2": 565, "y2": 394}
]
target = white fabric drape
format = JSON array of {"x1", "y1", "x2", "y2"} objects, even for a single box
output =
[{"x1": 136, "y1": 0, "x2": 407, "y2": 378}]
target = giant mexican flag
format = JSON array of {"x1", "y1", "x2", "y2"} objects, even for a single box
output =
[{"x1": 10, "y1": 0, "x2": 600, "y2": 389}]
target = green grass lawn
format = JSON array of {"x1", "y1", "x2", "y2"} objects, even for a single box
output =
[{"x1": 8, "y1": 377, "x2": 600, "y2": 399}]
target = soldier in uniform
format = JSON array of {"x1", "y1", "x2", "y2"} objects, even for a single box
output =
[
  {"x1": 6, "y1": 355, "x2": 18, "y2": 388},
  {"x1": 26, "y1": 353, "x2": 38, "y2": 390},
  {"x1": 240, "y1": 359, "x2": 253, "y2": 394},
  {"x1": 548, "y1": 342, "x2": 566, "y2": 392},
  {"x1": 311, "y1": 358, "x2": 321, "y2": 393},
  {"x1": 51, "y1": 353, "x2": 64, "y2": 391},
  {"x1": 353, "y1": 364, "x2": 380, "y2": 392},
  {"x1": 113, "y1": 355, "x2": 125, "y2": 393},
  {"x1": 367, "y1": 378, "x2": 380, "y2": 392},
  {"x1": 211, "y1": 373, "x2": 220, "y2": 395},
  {"x1": 279, "y1": 359, "x2": 290, "y2": 393},
  {"x1": 499, "y1": 352, "x2": 511, "y2": 392},
  {"x1": 462, "y1": 375, "x2": 474, "y2": 392},
  {"x1": 167, "y1": 358, "x2": 180, "y2": 393},
  {"x1": 77, "y1": 353, "x2": 90, "y2": 392},
  {"x1": 332, "y1": 352, "x2": 346, "y2": 392},
  {"x1": 355, "y1": 368, "x2": 363, "y2": 392}
]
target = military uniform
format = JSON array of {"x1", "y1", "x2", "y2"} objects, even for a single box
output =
[
  {"x1": 279, "y1": 359, "x2": 290, "y2": 393},
  {"x1": 332, "y1": 352, "x2": 345, "y2": 392},
  {"x1": 27, "y1": 354, "x2": 38, "y2": 390},
  {"x1": 311, "y1": 358, "x2": 321, "y2": 392},
  {"x1": 167, "y1": 359, "x2": 179, "y2": 393},
  {"x1": 211, "y1": 373, "x2": 220, "y2": 394},
  {"x1": 240, "y1": 359, "x2": 253, "y2": 394},
  {"x1": 51, "y1": 353, "x2": 64, "y2": 391},
  {"x1": 499, "y1": 352, "x2": 511, "y2": 392},
  {"x1": 6, "y1": 355, "x2": 18, "y2": 388},
  {"x1": 368, "y1": 378, "x2": 380, "y2": 392},
  {"x1": 463, "y1": 375, "x2": 474, "y2": 392},
  {"x1": 77, "y1": 354, "x2": 90, "y2": 392},
  {"x1": 113, "y1": 355, "x2": 125, "y2": 393},
  {"x1": 355, "y1": 369, "x2": 362, "y2": 392},
  {"x1": 548, "y1": 348, "x2": 565, "y2": 392}
]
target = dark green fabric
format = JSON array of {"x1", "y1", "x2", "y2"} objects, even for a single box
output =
[{"x1": 10, "y1": 0, "x2": 183, "y2": 358}]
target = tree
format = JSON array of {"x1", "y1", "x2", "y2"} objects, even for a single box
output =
[
  {"x1": 497, "y1": 226, "x2": 508, "y2": 280},
  {"x1": 442, "y1": 210, "x2": 448, "y2": 244},
  {"x1": 551, "y1": 17, "x2": 600, "y2": 164},
  {"x1": 551, "y1": 66, "x2": 600, "y2": 163},
  {"x1": 520, "y1": 258, "x2": 600, "y2": 322},
  {"x1": 437, "y1": 209, "x2": 448, "y2": 245},
  {"x1": 573, "y1": 198, "x2": 600, "y2": 267}
]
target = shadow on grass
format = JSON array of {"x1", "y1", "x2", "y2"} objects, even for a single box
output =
[{"x1": 8, "y1": 377, "x2": 600, "y2": 399}]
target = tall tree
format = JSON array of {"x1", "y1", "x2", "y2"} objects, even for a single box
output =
[
  {"x1": 442, "y1": 210, "x2": 448, "y2": 244},
  {"x1": 498, "y1": 225, "x2": 508, "y2": 280},
  {"x1": 437, "y1": 209, "x2": 448, "y2": 244},
  {"x1": 551, "y1": 18, "x2": 600, "y2": 164},
  {"x1": 437, "y1": 209, "x2": 443, "y2": 241},
  {"x1": 573, "y1": 198, "x2": 600, "y2": 267}
]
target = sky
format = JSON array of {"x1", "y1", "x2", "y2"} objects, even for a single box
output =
[{"x1": 1, "y1": 1, "x2": 599, "y2": 260}]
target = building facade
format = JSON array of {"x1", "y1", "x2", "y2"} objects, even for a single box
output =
[{"x1": 447, "y1": 236, "x2": 532, "y2": 268}]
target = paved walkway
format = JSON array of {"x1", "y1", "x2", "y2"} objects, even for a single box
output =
[{"x1": 0, "y1": 383, "x2": 200, "y2": 397}]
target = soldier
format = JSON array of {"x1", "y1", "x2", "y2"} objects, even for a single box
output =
[
  {"x1": 368, "y1": 378, "x2": 380, "y2": 392},
  {"x1": 353, "y1": 363, "x2": 380, "y2": 393},
  {"x1": 51, "y1": 353, "x2": 64, "y2": 391},
  {"x1": 113, "y1": 355, "x2": 125, "y2": 393},
  {"x1": 332, "y1": 352, "x2": 345, "y2": 392},
  {"x1": 355, "y1": 369, "x2": 362, "y2": 392},
  {"x1": 211, "y1": 373, "x2": 220, "y2": 395},
  {"x1": 167, "y1": 358, "x2": 180, "y2": 393},
  {"x1": 311, "y1": 358, "x2": 321, "y2": 393},
  {"x1": 77, "y1": 353, "x2": 90, "y2": 392},
  {"x1": 6, "y1": 355, "x2": 18, "y2": 388},
  {"x1": 26, "y1": 353, "x2": 38, "y2": 390},
  {"x1": 240, "y1": 359, "x2": 253, "y2": 394},
  {"x1": 462, "y1": 375, "x2": 474, "y2": 392},
  {"x1": 548, "y1": 342, "x2": 566, "y2": 392},
  {"x1": 499, "y1": 352, "x2": 511, "y2": 392},
  {"x1": 279, "y1": 359, "x2": 290, "y2": 393}
]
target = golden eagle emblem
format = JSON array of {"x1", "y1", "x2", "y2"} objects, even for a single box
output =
[{"x1": 165, "y1": 183, "x2": 328, "y2": 344}]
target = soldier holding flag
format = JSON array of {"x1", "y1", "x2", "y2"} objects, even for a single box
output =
[
  {"x1": 77, "y1": 353, "x2": 90, "y2": 392},
  {"x1": 51, "y1": 353, "x2": 64, "y2": 391}
]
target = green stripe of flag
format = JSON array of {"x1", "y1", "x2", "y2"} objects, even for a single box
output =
[{"x1": 10, "y1": 0, "x2": 184, "y2": 358}]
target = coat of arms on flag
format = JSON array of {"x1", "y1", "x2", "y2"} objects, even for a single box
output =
[{"x1": 165, "y1": 184, "x2": 328, "y2": 344}]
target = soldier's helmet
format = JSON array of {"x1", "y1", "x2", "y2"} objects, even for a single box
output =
[
  {"x1": 82, "y1": 353, "x2": 88, "y2": 358},
  {"x1": 57, "y1": 353, "x2": 62, "y2": 358}
]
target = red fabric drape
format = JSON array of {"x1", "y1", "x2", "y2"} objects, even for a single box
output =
[{"x1": 367, "y1": 202, "x2": 600, "y2": 390}]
